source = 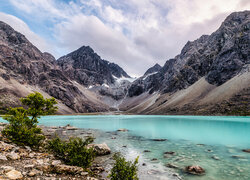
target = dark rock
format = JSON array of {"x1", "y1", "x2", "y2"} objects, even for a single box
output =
[
  {"x1": 142, "y1": 163, "x2": 147, "y2": 166},
  {"x1": 152, "y1": 139, "x2": 167, "y2": 141},
  {"x1": 185, "y1": 165, "x2": 205, "y2": 175},
  {"x1": 165, "y1": 163, "x2": 178, "y2": 169},
  {"x1": 164, "y1": 151, "x2": 175, "y2": 155},
  {"x1": 242, "y1": 149, "x2": 250, "y2": 153},
  {"x1": 143, "y1": 150, "x2": 151, "y2": 153}
]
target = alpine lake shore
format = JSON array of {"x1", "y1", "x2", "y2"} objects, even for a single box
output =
[{"x1": 1, "y1": 114, "x2": 250, "y2": 180}]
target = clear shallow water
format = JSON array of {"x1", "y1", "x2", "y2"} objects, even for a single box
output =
[{"x1": 1, "y1": 115, "x2": 250, "y2": 180}]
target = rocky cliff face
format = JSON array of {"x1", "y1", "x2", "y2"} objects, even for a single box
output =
[
  {"x1": 57, "y1": 46, "x2": 130, "y2": 86},
  {"x1": 128, "y1": 11, "x2": 250, "y2": 97},
  {"x1": 0, "y1": 21, "x2": 110, "y2": 113}
]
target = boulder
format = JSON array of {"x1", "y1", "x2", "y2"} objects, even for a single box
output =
[
  {"x1": 6, "y1": 152, "x2": 20, "y2": 160},
  {"x1": 185, "y1": 165, "x2": 205, "y2": 175},
  {"x1": 88, "y1": 143, "x2": 111, "y2": 156},
  {"x1": 0, "y1": 154, "x2": 7, "y2": 161},
  {"x1": 0, "y1": 141, "x2": 15, "y2": 151},
  {"x1": 52, "y1": 160, "x2": 62, "y2": 166},
  {"x1": 5, "y1": 170, "x2": 23, "y2": 179},
  {"x1": 1, "y1": 166, "x2": 15, "y2": 173}
]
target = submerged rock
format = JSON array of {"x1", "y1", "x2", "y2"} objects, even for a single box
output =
[
  {"x1": 164, "y1": 151, "x2": 176, "y2": 155},
  {"x1": 152, "y1": 139, "x2": 167, "y2": 141},
  {"x1": 242, "y1": 149, "x2": 250, "y2": 153},
  {"x1": 185, "y1": 165, "x2": 205, "y2": 175},
  {"x1": 144, "y1": 150, "x2": 151, "y2": 153},
  {"x1": 166, "y1": 163, "x2": 179, "y2": 169},
  {"x1": 117, "y1": 128, "x2": 129, "y2": 132}
]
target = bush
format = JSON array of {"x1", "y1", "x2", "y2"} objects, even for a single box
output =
[
  {"x1": 47, "y1": 136, "x2": 95, "y2": 168},
  {"x1": 2, "y1": 92, "x2": 57, "y2": 148},
  {"x1": 109, "y1": 153, "x2": 139, "y2": 180}
]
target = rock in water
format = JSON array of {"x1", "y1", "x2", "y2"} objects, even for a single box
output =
[
  {"x1": 242, "y1": 149, "x2": 250, "y2": 153},
  {"x1": 88, "y1": 143, "x2": 111, "y2": 156},
  {"x1": 185, "y1": 165, "x2": 205, "y2": 175},
  {"x1": 5, "y1": 169, "x2": 23, "y2": 179}
]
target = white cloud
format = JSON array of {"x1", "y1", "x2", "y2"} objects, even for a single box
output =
[
  {"x1": 0, "y1": 12, "x2": 52, "y2": 53},
  {"x1": 6, "y1": 0, "x2": 250, "y2": 76}
]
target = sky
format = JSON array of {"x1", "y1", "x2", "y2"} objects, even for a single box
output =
[{"x1": 0, "y1": 0, "x2": 249, "y2": 77}]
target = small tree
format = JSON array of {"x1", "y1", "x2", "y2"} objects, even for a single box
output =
[
  {"x1": 47, "y1": 136, "x2": 95, "y2": 168},
  {"x1": 109, "y1": 153, "x2": 139, "y2": 180},
  {"x1": 2, "y1": 92, "x2": 57, "y2": 148}
]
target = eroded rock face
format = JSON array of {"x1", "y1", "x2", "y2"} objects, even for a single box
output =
[
  {"x1": 0, "y1": 21, "x2": 110, "y2": 113},
  {"x1": 128, "y1": 11, "x2": 250, "y2": 97}
]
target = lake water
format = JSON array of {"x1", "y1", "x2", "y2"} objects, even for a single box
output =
[{"x1": 1, "y1": 115, "x2": 250, "y2": 179}]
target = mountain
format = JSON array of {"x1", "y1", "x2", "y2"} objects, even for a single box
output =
[
  {"x1": 144, "y1": 63, "x2": 162, "y2": 76},
  {"x1": 0, "y1": 21, "x2": 119, "y2": 113},
  {"x1": 121, "y1": 11, "x2": 250, "y2": 115},
  {"x1": 57, "y1": 46, "x2": 130, "y2": 87},
  {"x1": 0, "y1": 10, "x2": 249, "y2": 115}
]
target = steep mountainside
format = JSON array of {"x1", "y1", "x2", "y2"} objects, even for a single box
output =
[
  {"x1": 57, "y1": 46, "x2": 130, "y2": 86},
  {"x1": 123, "y1": 11, "x2": 250, "y2": 115},
  {"x1": 0, "y1": 21, "x2": 111, "y2": 113}
]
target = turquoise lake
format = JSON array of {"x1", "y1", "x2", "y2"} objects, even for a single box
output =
[{"x1": 1, "y1": 115, "x2": 250, "y2": 180}]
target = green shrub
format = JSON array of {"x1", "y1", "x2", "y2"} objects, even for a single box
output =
[
  {"x1": 109, "y1": 153, "x2": 139, "y2": 180},
  {"x1": 2, "y1": 92, "x2": 57, "y2": 148},
  {"x1": 47, "y1": 136, "x2": 95, "y2": 168}
]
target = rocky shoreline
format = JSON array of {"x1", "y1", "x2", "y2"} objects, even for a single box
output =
[{"x1": 0, "y1": 123, "x2": 113, "y2": 180}]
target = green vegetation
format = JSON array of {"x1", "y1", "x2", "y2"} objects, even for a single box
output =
[
  {"x1": 108, "y1": 153, "x2": 139, "y2": 180},
  {"x1": 47, "y1": 136, "x2": 95, "y2": 168},
  {"x1": 2, "y1": 92, "x2": 57, "y2": 148}
]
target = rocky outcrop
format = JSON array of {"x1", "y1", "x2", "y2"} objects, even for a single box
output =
[
  {"x1": 125, "y1": 11, "x2": 250, "y2": 115},
  {"x1": 129, "y1": 11, "x2": 250, "y2": 97}
]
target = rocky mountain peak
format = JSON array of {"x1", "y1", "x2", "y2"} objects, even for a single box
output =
[
  {"x1": 144, "y1": 63, "x2": 162, "y2": 76},
  {"x1": 57, "y1": 46, "x2": 130, "y2": 86}
]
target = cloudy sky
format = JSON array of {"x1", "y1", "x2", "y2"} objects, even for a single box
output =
[{"x1": 0, "y1": 0, "x2": 249, "y2": 76}]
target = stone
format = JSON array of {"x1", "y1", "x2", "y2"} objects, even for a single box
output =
[
  {"x1": 6, "y1": 152, "x2": 20, "y2": 160},
  {"x1": 0, "y1": 154, "x2": 7, "y2": 161},
  {"x1": 5, "y1": 170, "x2": 23, "y2": 179},
  {"x1": 88, "y1": 143, "x2": 111, "y2": 156},
  {"x1": 117, "y1": 128, "x2": 128, "y2": 132},
  {"x1": 54, "y1": 164, "x2": 84, "y2": 174},
  {"x1": 24, "y1": 165, "x2": 35, "y2": 170},
  {"x1": 142, "y1": 163, "x2": 146, "y2": 166},
  {"x1": 152, "y1": 139, "x2": 167, "y2": 141},
  {"x1": 185, "y1": 165, "x2": 205, "y2": 175},
  {"x1": 144, "y1": 150, "x2": 151, "y2": 153},
  {"x1": 242, "y1": 149, "x2": 250, "y2": 153},
  {"x1": 166, "y1": 163, "x2": 178, "y2": 169},
  {"x1": 0, "y1": 142, "x2": 15, "y2": 151},
  {"x1": 164, "y1": 151, "x2": 175, "y2": 155},
  {"x1": 52, "y1": 160, "x2": 62, "y2": 166},
  {"x1": 211, "y1": 156, "x2": 220, "y2": 160},
  {"x1": 28, "y1": 169, "x2": 43, "y2": 177},
  {"x1": 1, "y1": 166, "x2": 15, "y2": 173}
]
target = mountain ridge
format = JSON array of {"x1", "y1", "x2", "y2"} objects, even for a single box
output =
[{"x1": 0, "y1": 10, "x2": 249, "y2": 115}]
